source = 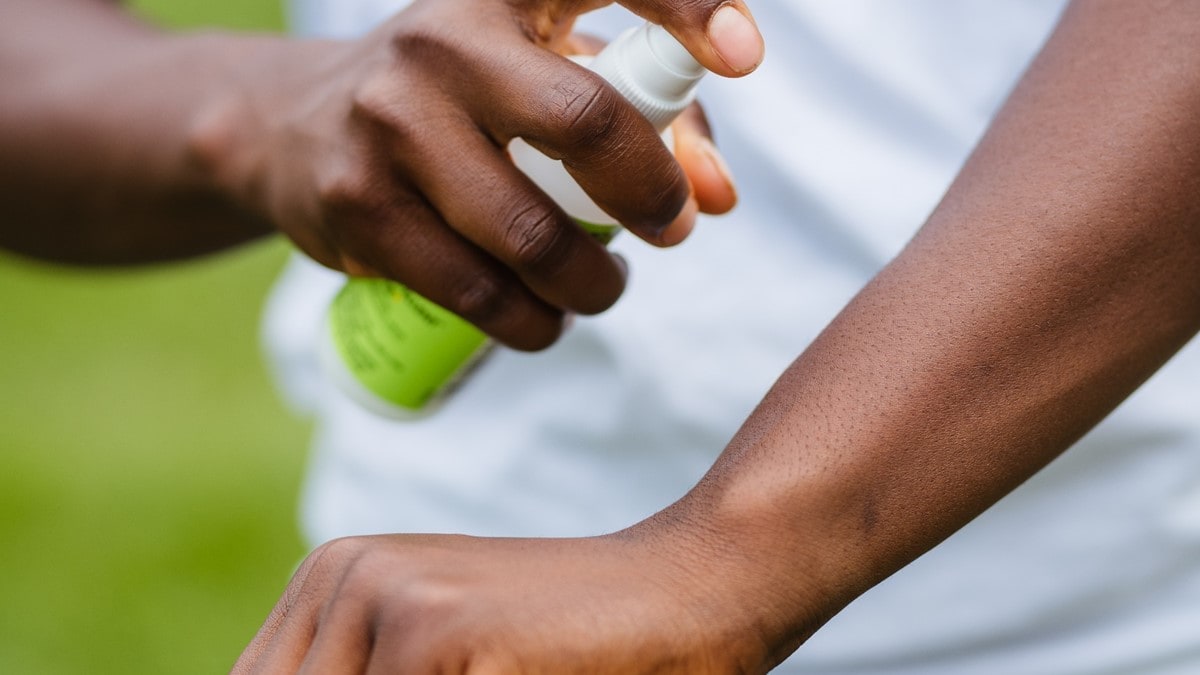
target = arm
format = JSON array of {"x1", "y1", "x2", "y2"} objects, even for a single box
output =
[
  {"x1": 0, "y1": 0, "x2": 277, "y2": 264},
  {"x1": 0, "y1": 0, "x2": 751, "y2": 349},
  {"x1": 676, "y1": 0, "x2": 1200, "y2": 649},
  {"x1": 234, "y1": 1, "x2": 1200, "y2": 672}
]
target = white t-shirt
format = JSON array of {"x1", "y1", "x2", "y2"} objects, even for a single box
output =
[{"x1": 266, "y1": 2, "x2": 1200, "y2": 672}]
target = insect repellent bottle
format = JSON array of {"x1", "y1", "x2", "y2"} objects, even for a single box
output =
[{"x1": 321, "y1": 22, "x2": 707, "y2": 418}]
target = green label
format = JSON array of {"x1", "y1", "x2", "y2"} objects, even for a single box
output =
[
  {"x1": 328, "y1": 278, "x2": 489, "y2": 410},
  {"x1": 329, "y1": 219, "x2": 617, "y2": 412}
]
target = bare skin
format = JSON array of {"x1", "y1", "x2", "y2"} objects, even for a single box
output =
[
  {"x1": 6, "y1": 0, "x2": 1198, "y2": 672},
  {"x1": 0, "y1": 0, "x2": 750, "y2": 350},
  {"x1": 229, "y1": 1, "x2": 1200, "y2": 672}
]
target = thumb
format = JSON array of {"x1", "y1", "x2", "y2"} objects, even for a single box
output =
[{"x1": 620, "y1": 1, "x2": 764, "y2": 77}]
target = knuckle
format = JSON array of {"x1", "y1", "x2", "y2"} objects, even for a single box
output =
[
  {"x1": 388, "y1": 26, "x2": 457, "y2": 68},
  {"x1": 448, "y1": 273, "x2": 511, "y2": 326},
  {"x1": 372, "y1": 586, "x2": 469, "y2": 648},
  {"x1": 405, "y1": 581, "x2": 467, "y2": 616},
  {"x1": 310, "y1": 536, "x2": 369, "y2": 567},
  {"x1": 338, "y1": 546, "x2": 392, "y2": 597},
  {"x1": 316, "y1": 163, "x2": 375, "y2": 216},
  {"x1": 503, "y1": 201, "x2": 570, "y2": 273},
  {"x1": 350, "y1": 72, "x2": 398, "y2": 125},
  {"x1": 551, "y1": 78, "x2": 622, "y2": 152},
  {"x1": 287, "y1": 536, "x2": 370, "y2": 605},
  {"x1": 350, "y1": 72, "x2": 425, "y2": 147}
]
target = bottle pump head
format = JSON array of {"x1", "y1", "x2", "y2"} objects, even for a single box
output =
[{"x1": 587, "y1": 23, "x2": 706, "y2": 132}]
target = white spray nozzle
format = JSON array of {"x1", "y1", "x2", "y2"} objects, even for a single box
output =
[
  {"x1": 645, "y1": 24, "x2": 705, "y2": 85},
  {"x1": 588, "y1": 23, "x2": 706, "y2": 132}
]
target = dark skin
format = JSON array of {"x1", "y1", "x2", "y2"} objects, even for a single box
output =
[
  {"x1": 229, "y1": 1, "x2": 1200, "y2": 672},
  {"x1": 0, "y1": 0, "x2": 748, "y2": 349},
  {"x1": 5, "y1": 0, "x2": 1199, "y2": 672}
]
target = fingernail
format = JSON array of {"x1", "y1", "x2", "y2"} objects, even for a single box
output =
[
  {"x1": 696, "y1": 137, "x2": 737, "y2": 197},
  {"x1": 707, "y1": 5, "x2": 764, "y2": 74}
]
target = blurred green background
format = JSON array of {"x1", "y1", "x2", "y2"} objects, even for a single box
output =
[{"x1": 0, "y1": 1, "x2": 313, "y2": 673}]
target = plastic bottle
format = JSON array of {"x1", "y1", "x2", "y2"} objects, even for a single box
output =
[{"x1": 321, "y1": 22, "x2": 706, "y2": 418}]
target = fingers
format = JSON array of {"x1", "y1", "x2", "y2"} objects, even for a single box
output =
[
  {"x1": 330, "y1": 189, "x2": 566, "y2": 352},
  {"x1": 616, "y1": 0, "x2": 765, "y2": 77},
  {"x1": 553, "y1": 38, "x2": 736, "y2": 245},
  {"x1": 300, "y1": 7, "x2": 749, "y2": 353},
  {"x1": 346, "y1": 65, "x2": 622, "y2": 332},
  {"x1": 234, "y1": 539, "x2": 363, "y2": 675},
  {"x1": 651, "y1": 102, "x2": 738, "y2": 245},
  {"x1": 400, "y1": 119, "x2": 629, "y2": 316},
  {"x1": 474, "y1": 45, "x2": 692, "y2": 246},
  {"x1": 671, "y1": 103, "x2": 737, "y2": 216},
  {"x1": 295, "y1": 596, "x2": 374, "y2": 675}
]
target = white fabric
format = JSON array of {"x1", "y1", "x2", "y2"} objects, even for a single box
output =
[{"x1": 265, "y1": 2, "x2": 1200, "y2": 672}]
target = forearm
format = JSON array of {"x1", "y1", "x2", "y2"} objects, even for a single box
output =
[
  {"x1": 661, "y1": 0, "x2": 1200, "y2": 656},
  {"x1": 0, "y1": 0, "x2": 288, "y2": 264}
]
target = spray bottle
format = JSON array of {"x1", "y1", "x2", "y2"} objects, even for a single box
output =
[{"x1": 321, "y1": 22, "x2": 706, "y2": 418}]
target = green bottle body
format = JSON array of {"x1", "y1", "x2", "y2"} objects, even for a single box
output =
[{"x1": 322, "y1": 212, "x2": 620, "y2": 418}]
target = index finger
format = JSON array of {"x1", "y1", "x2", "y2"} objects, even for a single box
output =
[{"x1": 474, "y1": 41, "x2": 692, "y2": 246}]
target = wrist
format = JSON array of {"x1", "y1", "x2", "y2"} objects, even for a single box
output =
[
  {"x1": 631, "y1": 459, "x2": 901, "y2": 662},
  {"x1": 619, "y1": 497, "x2": 839, "y2": 668},
  {"x1": 182, "y1": 34, "x2": 341, "y2": 231},
  {"x1": 180, "y1": 34, "x2": 289, "y2": 221}
]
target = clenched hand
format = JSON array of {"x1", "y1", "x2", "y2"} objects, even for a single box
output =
[{"x1": 196, "y1": 0, "x2": 757, "y2": 350}]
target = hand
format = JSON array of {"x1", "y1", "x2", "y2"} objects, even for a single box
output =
[
  {"x1": 195, "y1": 0, "x2": 755, "y2": 350},
  {"x1": 232, "y1": 528, "x2": 796, "y2": 674}
]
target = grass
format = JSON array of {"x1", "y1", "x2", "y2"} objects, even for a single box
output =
[{"x1": 0, "y1": 1, "x2": 311, "y2": 673}]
